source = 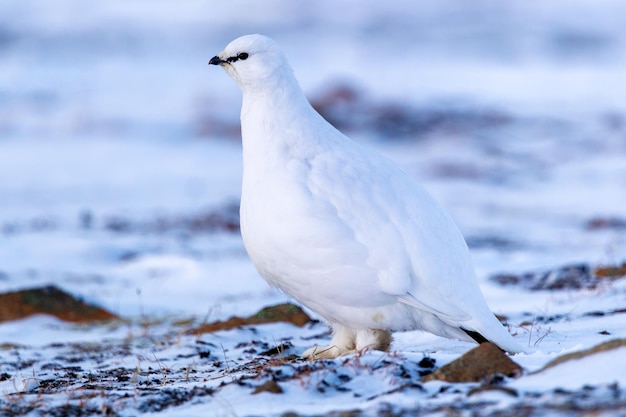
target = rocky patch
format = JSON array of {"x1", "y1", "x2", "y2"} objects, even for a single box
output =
[
  {"x1": 0, "y1": 286, "x2": 118, "y2": 324},
  {"x1": 491, "y1": 262, "x2": 626, "y2": 291}
]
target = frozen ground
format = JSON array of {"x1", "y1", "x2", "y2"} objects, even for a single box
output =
[{"x1": 1, "y1": 1, "x2": 625, "y2": 416}]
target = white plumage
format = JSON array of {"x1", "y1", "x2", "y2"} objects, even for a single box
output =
[{"x1": 209, "y1": 34, "x2": 522, "y2": 358}]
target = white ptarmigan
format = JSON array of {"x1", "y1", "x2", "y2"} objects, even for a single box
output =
[{"x1": 209, "y1": 34, "x2": 522, "y2": 358}]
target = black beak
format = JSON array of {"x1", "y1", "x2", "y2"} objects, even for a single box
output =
[{"x1": 209, "y1": 56, "x2": 225, "y2": 65}]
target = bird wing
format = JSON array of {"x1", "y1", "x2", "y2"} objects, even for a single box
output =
[
  {"x1": 304, "y1": 134, "x2": 483, "y2": 322},
  {"x1": 240, "y1": 134, "x2": 395, "y2": 310}
]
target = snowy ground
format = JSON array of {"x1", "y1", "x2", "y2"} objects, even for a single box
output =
[{"x1": 1, "y1": 1, "x2": 626, "y2": 416}]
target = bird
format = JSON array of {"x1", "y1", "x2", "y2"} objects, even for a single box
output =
[{"x1": 208, "y1": 34, "x2": 522, "y2": 359}]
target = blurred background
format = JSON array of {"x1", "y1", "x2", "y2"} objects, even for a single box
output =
[{"x1": 0, "y1": 0, "x2": 625, "y2": 317}]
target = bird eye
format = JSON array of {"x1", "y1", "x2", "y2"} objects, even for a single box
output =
[{"x1": 226, "y1": 52, "x2": 249, "y2": 63}]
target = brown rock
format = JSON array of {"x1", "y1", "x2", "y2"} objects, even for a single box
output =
[
  {"x1": 193, "y1": 303, "x2": 311, "y2": 334},
  {"x1": 421, "y1": 342, "x2": 523, "y2": 383},
  {"x1": 252, "y1": 379, "x2": 283, "y2": 395},
  {"x1": 0, "y1": 285, "x2": 119, "y2": 323},
  {"x1": 586, "y1": 217, "x2": 626, "y2": 231},
  {"x1": 594, "y1": 263, "x2": 626, "y2": 279}
]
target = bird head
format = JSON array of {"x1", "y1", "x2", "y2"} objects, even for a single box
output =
[{"x1": 208, "y1": 34, "x2": 292, "y2": 89}]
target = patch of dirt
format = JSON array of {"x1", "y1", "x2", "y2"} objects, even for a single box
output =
[
  {"x1": 137, "y1": 386, "x2": 215, "y2": 413},
  {"x1": 1, "y1": 216, "x2": 57, "y2": 236},
  {"x1": 1, "y1": 203, "x2": 241, "y2": 238},
  {"x1": 309, "y1": 82, "x2": 513, "y2": 140},
  {"x1": 585, "y1": 216, "x2": 626, "y2": 231},
  {"x1": 102, "y1": 203, "x2": 240, "y2": 235},
  {"x1": 594, "y1": 262, "x2": 626, "y2": 279},
  {"x1": 491, "y1": 262, "x2": 626, "y2": 291},
  {"x1": 252, "y1": 379, "x2": 283, "y2": 394},
  {"x1": 1, "y1": 402, "x2": 106, "y2": 417},
  {"x1": 307, "y1": 385, "x2": 626, "y2": 417},
  {"x1": 192, "y1": 303, "x2": 312, "y2": 334},
  {"x1": 0, "y1": 286, "x2": 119, "y2": 323}
]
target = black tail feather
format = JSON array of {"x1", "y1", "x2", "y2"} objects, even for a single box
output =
[
  {"x1": 461, "y1": 328, "x2": 490, "y2": 344},
  {"x1": 461, "y1": 328, "x2": 507, "y2": 352}
]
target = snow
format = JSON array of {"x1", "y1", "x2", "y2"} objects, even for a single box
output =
[
  {"x1": 513, "y1": 345, "x2": 626, "y2": 391},
  {"x1": 1, "y1": 0, "x2": 625, "y2": 415}
]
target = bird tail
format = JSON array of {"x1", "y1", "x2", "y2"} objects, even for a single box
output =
[{"x1": 460, "y1": 323, "x2": 526, "y2": 354}]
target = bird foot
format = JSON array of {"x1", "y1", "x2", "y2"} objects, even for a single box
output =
[
  {"x1": 302, "y1": 328, "x2": 392, "y2": 360},
  {"x1": 302, "y1": 345, "x2": 355, "y2": 360}
]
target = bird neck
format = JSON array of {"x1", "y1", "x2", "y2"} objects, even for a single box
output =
[
  {"x1": 242, "y1": 73, "x2": 311, "y2": 117},
  {"x1": 240, "y1": 74, "x2": 318, "y2": 148},
  {"x1": 238, "y1": 73, "x2": 327, "y2": 183}
]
